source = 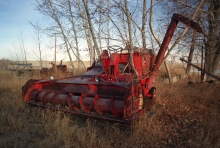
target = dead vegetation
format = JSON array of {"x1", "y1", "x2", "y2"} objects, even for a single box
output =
[{"x1": 0, "y1": 70, "x2": 219, "y2": 148}]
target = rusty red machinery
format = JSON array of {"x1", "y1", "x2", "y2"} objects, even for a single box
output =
[
  {"x1": 40, "y1": 60, "x2": 68, "y2": 76},
  {"x1": 22, "y1": 14, "x2": 202, "y2": 124}
]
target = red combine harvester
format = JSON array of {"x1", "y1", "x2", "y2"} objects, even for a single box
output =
[{"x1": 22, "y1": 14, "x2": 202, "y2": 124}]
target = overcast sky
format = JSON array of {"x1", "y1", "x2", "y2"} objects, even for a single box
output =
[{"x1": 0, "y1": 0, "x2": 44, "y2": 60}]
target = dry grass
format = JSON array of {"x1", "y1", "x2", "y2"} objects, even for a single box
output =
[{"x1": 0, "y1": 70, "x2": 219, "y2": 148}]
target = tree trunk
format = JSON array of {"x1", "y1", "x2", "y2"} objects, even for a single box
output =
[
  {"x1": 77, "y1": 0, "x2": 94, "y2": 65},
  {"x1": 106, "y1": 0, "x2": 110, "y2": 52},
  {"x1": 186, "y1": 30, "x2": 196, "y2": 74},
  {"x1": 98, "y1": 0, "x2": 102, "y2": 53},
  {"x1": 205, "y1": 0, "x2": 220, "y2": 79},
  {"x1": 122, "y1": 12, "x2": 129, "y2": 43},
  {"x1": 19, "y1": 32, "x2": 28, "y2": 64},
  {"x1": 149, "y1": 0, "x2": 161, "y2": 46},
  {"x1": 82, "y1": 0, "x2": 101, "y2": 59},
  {"x1": 35, "y1": 30, "x2": 43, "y2": 69},
  {"x1": 164, "y1": 61, "x2": 172, "y2": 83},
  {"x1": 31, "y1": 29, "x2": 43, "y2": 69},
  {"x1": 38, "y1": 41, "x2": 42, "y2": 69},
  {"x1": 124, "y1": 0, "x2": 139, "y2": 78},
  {"x1": 142, "y1": 0, "x2": 147, "y2": 49},
  {"x1": 67, "y1": 0, "x2": 85, "y2": 70}
]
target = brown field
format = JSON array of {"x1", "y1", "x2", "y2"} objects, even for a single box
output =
[{"x1": 0, "y1": 70, "x2": 220, "y2": 148}]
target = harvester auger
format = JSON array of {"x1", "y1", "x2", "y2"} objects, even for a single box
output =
[{"x1": 22, "y1": 13, "x2": 202, "y2": 124}]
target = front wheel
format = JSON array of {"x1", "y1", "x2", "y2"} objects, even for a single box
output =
[
  {"x1": 146, "y1": 87, "x2": 156, "y2": 99},
  {"x1": 139, "y1": 92, "x2": 144, "y2": 110}
]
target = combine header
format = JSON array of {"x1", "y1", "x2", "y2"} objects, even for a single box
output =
[{"x1": 22, "y1": 14, "x2": 202, "y2": 124}]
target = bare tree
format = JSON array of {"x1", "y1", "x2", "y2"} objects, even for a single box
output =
[
  {"x1": 32, "y1": 0, "x2": 219, "y2": 82},
  {"x1": 82, "y1": 0, "x2": 101, "y2": 59},
  {"x1": 19, "y1": 32, "x2": 28, "y2": 64},
  {"x1": 142, "y1": 0, "x2": 147, "y2": 49},
  {"x1": 149, "y1": 0, "x2": 161, "y2": 47},
  {"x1": 32, "y1": 29, "x2": 44, "y2": 69},
  {"x1": 67, "y1": 0, "x2": 85, "y2": 69},
  {"x1": 124, "y1": 0, "x2": 139, "y2": 78},
  {"x1": 167, "y1": 0, "x2": 219, "y2": 80},
  {"x1": 149, "y1": 0, "x2": 204, "y2": 83},
  {"x1": 106, "y1": 0, "x2": 110, "y2": 51},
  {"x1": 77, "y1": 0, "x2": 94, "y2": 65},
  {"x1": 186, "y1": 30, "x2": 196, "y2": 74},
  {"x1": 149, "y1": 0, "x2": 173, "y2": 83},
  {"x1": 108, "y1": 14, "x2": 127, "y2": 44},
  {"x1": 98, "y1": 0, "x2": 103, "y2": 52},
  {"x1": 205, "y1": 0, "x2": 220, "y2": 79},
  {"x1": 163, "y1": 0, "x2": 204, "y2": 61},
  {"x1": 35, "y1": 0, "x2": 75, "y2": 71},
  {"x1": 122, "y1": 11, "x2": 129, "y2": 43},
  {"x1": 10, "y1": 45, "x2": 21, "y2": 62}
]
